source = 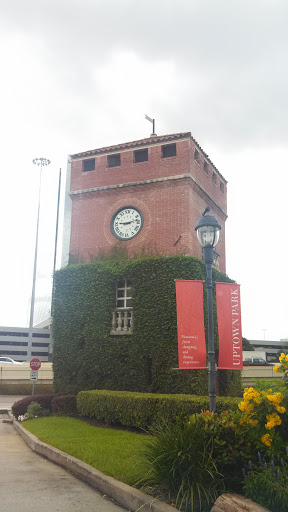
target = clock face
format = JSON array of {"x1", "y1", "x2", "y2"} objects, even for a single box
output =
[{"x1": 111, "y1": 206, "x2": 143, "y2": 240}]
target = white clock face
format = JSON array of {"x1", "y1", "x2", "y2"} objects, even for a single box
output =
[{"x1": 111, "y1": 206, "x2": 143, "y2": 240}]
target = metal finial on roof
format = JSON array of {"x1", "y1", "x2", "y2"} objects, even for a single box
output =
[
  {"x1": 202, "y1": 206, "x2": 210, "y2": 217},
  {"x1": 145, "y1": 114, "x2": 157, "y2": 136}
]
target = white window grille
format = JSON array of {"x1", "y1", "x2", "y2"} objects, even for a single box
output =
[
  {"x1": 111, "y1": 279, "x2": 133, "y2": 335},
  {"x1": 116, "y1": 279, "x2": 132, "y2": 309}
]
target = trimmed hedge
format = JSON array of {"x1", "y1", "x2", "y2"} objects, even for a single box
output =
[
  {"x1": 12, "y1": 394, "x2": 54, "y2": 417},
  {"x1": 52, "y1": 395, "x2": 78, "y2": 416},
  {"x1": 77, "y1": 389, "x2": 240, "y2": 429},
  {"x1": 53, "y1": 254, "x2": 241, "y2": 397}
]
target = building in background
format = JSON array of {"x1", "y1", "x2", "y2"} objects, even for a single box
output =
[
  {"x1": 62, "y1": 132, "x2": 228, "y2": 272},
  {"x1": 0, "y1": 326, "x2": 51, "y2": 362},
  {"x1": 246, "y1": 339, "x2": 288, "y2": 362}
]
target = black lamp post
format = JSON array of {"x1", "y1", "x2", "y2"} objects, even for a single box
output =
[{"x1": 195, "y1": 208, "x2": 221, "y2": 413}]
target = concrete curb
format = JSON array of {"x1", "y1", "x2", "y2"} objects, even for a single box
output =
[
  {"x1": 0, "y1": 408, "x2": 13, "y2": 423},
  {"x1": 13, "y1": 418, "x2": 177, "y2": 512}
]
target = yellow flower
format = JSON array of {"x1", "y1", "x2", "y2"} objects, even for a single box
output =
[
  {"x1": 248, "y1": 418, "x2": 258, "y2": 426},
  {"x1": 266, "y1": 392, "x2": 283, "y2": 406},
  {"x1": 265, "y1": 413, "x2": 282, "y2": 429},
  {"x1": 276, "y1": 406, "x2": 286, "y2": 414},
  {"x1": 246, "y1": 403, "x2": 254, "y2": 413},
  {"x1": 261, "y1": 433, "x2": 272, "y2": 447},
  {"x1": 238, "y1": 401, "x2": 246, "y2": 412},
  {"x1": 273, "y1": 366, "x2": 282, "y2": 373},
  {"x1": 238, "y1": 400, "x2": 254, "y2": 413},
  {"x1": 247, "y1": 390, "x2": 262, "y2": 403},
  {"x1": 243, "y1": 389, "x2": 252, "y2": 400}
]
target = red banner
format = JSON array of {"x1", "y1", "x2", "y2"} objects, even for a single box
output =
[
  {"x1": 216, "y1": 283, "x2": 243, "y2": 370},
  {"x1": 175, "y1": 280, "x2": 207, "y2": 369}
]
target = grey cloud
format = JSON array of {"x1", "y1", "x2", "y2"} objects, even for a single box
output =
[{"x1": 1, "y1": 0, "x2": 288, "y2": 148}]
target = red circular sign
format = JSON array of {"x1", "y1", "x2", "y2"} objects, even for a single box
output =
[{"x1": 30, "y1": 358, "x2": 41, "y2": 370}]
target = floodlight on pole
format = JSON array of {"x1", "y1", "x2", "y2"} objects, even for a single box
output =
[{"x1": 27, "y1": 157, "x2": 51, "y2": 361}]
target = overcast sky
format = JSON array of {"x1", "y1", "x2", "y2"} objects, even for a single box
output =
[{"x1": 0, "y1": 0, "x2": 287, "y2": 341}]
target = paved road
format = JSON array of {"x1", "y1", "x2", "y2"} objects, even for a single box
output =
[
  {"x1": 0, "y1": 396, "x2": 127, "y2": 512},
  {"x1": 0, "y1": 394, "x2": 29, "y2": 409}
]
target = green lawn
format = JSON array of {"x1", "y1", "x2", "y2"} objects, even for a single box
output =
[{"x1": 23, "y1": 417, "x2": 150, "y2": 486}]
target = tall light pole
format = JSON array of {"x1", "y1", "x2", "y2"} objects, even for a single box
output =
[
  {"x1": 26, "y1": 157, "x2": 51, "y2": 361},
  {"x1": 53, "y1": 168, "x2": 61, "y2": 276},
  {"x1": 195, "y1": 207, "x2": 221, "y2": 412}
]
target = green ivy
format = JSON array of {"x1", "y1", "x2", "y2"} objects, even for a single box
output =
[{"x1": 52, "y1": 254, "x2": 241, "y2": 396}]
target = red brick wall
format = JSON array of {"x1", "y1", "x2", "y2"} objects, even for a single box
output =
[
  {"x1": 69, "y1": 136, "x2": 227, "y2": 273},
  {"x1": 71, "y1": 139, "x2": 191, "y2": 192}
]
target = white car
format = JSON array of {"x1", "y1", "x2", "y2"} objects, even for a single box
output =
[{"x1": 0, "y1": 357, "x2": 23, "y2": 365}]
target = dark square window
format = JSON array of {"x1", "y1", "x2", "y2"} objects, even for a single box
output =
[
  {"x1": 161, "y1": 143, "x2": 176, "y2": 158},
  {"x1": 204, "y1": 162, "x2": 209, "y2": 175},
  {"x1": 83, "y1": 158, "x2": 95, "y2": 172},
  {"x1": 212, "y1": 172, "x2": 217, "y2": 184},
  {"x1": 194, "y1": 149, "x2": 200, "y2": 163},
  {"x1": 108, "y1": 153, "x2": 121, "y2": 167},
  {"x1": 220, "y1": 181, "x2": 225, "y2": 193},
  {"x1": 134, "y1": 148, "x2": 148, "y2": 163}
]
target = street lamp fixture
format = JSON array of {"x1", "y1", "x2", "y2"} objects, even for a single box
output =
[
  {"x1": 195, "y1": 207, "x2": 221, "y2": 413},
  {"x1": 27, "y1": 157, "x2": 51, "y2": 361},
  {"x1": 32, "y1": 158, "x2": 51, "y2": 167}
]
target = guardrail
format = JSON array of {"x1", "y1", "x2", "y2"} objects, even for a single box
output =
[
  {"x1": 241, "y1": 365, "x2": 283, "y2": 387},
  {"x1": 0, "y1": 363, "x2": 283, "y2": 393},
  {"x1": 0, "y1": 363, "x2": 53, "y2": 394},
  {"x1": 0, "y1": 363, "x2": 53, "y2": 380}
]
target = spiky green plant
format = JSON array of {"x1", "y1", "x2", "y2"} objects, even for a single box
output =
[{"x1": 138, "y1": 421, "x2": 224, "y2": 511}]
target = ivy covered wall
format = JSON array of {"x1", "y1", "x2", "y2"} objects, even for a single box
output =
[{"x1": 52, "y1": 255, "x2": 241, "y2": 396}]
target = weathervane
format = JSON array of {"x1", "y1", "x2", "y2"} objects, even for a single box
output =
[{"x1": 145, "y1": 114, "x2": 156, "y2": 136}]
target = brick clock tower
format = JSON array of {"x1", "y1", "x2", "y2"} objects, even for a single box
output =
[{"x1": 62, "y1": 132, "x2": 227, "y2": 273}]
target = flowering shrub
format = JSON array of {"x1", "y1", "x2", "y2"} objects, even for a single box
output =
[
  {"x1": 273, "y1": 353, "x2": 288, "y2": 383},
  {"x1": 190, "y1": 410, "x2": 256, "y2": 491},
  {"x1": 238, "y1": 386, "x2": 287, "y2": 453},
  {"x1": 243, "y1": 452, "x2": 288, "y2": 512},
  {"x1": 191, "y1": 410, "x2": 254, "y2": 465}
]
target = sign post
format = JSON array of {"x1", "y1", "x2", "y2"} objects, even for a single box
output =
[{"x1": 30, "y1": 358, "x2": 41, "y2": 395}]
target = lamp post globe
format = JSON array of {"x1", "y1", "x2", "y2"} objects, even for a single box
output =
[
  {"x1": 195, "y1": 209, "x2": 221, "y2": 413},
  {"x1": 195, "y1": 213, "x2": 221, "y2": 249}
]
